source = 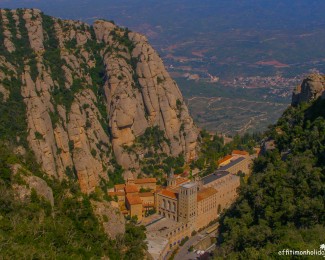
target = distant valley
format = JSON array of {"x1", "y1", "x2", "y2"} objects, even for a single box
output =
[
  {"x1": 0, "y1": 4, "x2": 324, "y2": 259},
  {"x1": 2, "y1": 0, "x2": 325, "y2": 134},
  {"x1": 176, "y1": 78, "x2": 290, "y2": 134}
]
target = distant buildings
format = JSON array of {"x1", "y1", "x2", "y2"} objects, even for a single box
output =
[
  {"x1": 109, "y1": 178, "x2": 157, "y2": 222},
  {"x1": 149, "y1": 168, "x2": 241, "y2": 259},
  {"x1": 111, "y1": 150, "x2": 251, "y2": 260},
  {"x1": 218, "y1": 150, "x2": 251, "y2": 175}
]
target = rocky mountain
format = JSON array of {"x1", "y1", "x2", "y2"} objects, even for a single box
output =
[
  {"x1": 292, "y1": 73, "x2": 325, "y2": 106},
  {"x1": 0, "y1": 8, "x2": 198, "y2": 193}
]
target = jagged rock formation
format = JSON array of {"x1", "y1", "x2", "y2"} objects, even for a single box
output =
[
  {"x1": 292, "y1": 74, "x2": 325, "y2": 106},
  {"x1": 0, "y1": 9, "x2": 198, "y2": 193},
  {"x1": 11, "y1": 164, "x2": 54, "y2": 207},
  {"x1": 94, "y1": 20, "x2": 198, "y2": 169},
  {"x1": 91, "y1": 200, "x2": 125, "y2": 239}
]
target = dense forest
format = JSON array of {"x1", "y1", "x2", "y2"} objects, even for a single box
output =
[
  {"x1": 215, "y1": 98, "x2": 325, "y2": 259},
  {"x1": 0, "y1": 143, "x2": 147, "y2": 259},
  {"x1": 191, "y1": 130, "x2": 261, "y2": 177},
  {"x1": 1, "y1": 7, "x2": 323, "y2": 260}
]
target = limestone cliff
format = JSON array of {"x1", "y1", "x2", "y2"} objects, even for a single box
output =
[
  {"x1": 0, "y1": 9, "x2": 198, "y2": 193},
  {"x1": 94, "y1": 21, "x2": 198, "y2": 170},
  {"x1": 292, "y1": 74, "x2": 325, "y2": 106}
]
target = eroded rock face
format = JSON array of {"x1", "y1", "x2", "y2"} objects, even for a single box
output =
[
  {"x1": 23, "y1": 9, "x2": 45, "y2": 52},
  {"x1": 12, "y1": 164, "x2": 54, "y2": 207},
  {"x1": 0, "y1": 56, "x2": 17, "y2": 101},
  {"x1": 91, "y1": 200, "x2": 125, "y2": 239},
  {"x1": 94, "y1": 21, "x2": 198, "y2": 169},
  {"x1": 0, "y1": 10, "x2": 16, "y2": 53},
  {"x1": 0, "y1": 9, "x2": 198, "y2": 194},
  {"x1": 0, "y1": 84, "x2": 9, "y2": 100},
  {"x1": 292, "y1": 74, "x2": 325, "y2": 106}
]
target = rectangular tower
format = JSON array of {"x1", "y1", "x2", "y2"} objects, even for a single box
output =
[{"x1": 178, "y1": 182, "x2": 198, "y2": 231}]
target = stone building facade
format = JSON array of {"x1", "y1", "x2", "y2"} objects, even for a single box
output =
[
  {"x1": 196, "y1": 187, "x2": 219, "y2": 230},
  {"x1": 201, "y1": 171, "x2": 240, "y2": 212},
  {"x1": 155, "y1": 169, "x2": 240, "y2": 231},
  {"x1": 109, "y1": 177, "x2": 157, "y2": 220},
  {"x1": 218, "y1": 150, "x2": 252, "y2": 175},
  {"x1": 156, "y1": 189, "x2": 178, "y2": 221},
  {"x1": 111, "y1": 150, "x2": 250, "y2": 259},
  {"x1": 148, "y1": 171, "x2": 240, "y2": 259},
  {"x1": 126, "y1": 194, "x2": 143, "y2": 221},
  {"x1": 178, "y1": 182, "x2": 198, "y2": 232}
]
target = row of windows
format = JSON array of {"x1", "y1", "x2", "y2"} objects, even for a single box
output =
[
  {"x1": 200, "y1": 203, "x2": 217, "y2": 213},
  {"x1": 161, "y1": 199, "x2": 177, "y2": 212},
  {"x1": 167, "y1": 224, "x2": 188, "y2": 238},
  {"x1": 188, "y1": 211, "x2": 196, "y2": 218},
  {"x1": 159, "y1": 211, "x2": 177, "y2": 221},
  {"x1": 180, "y1": 188, "x2": 197, "y2": 196}
]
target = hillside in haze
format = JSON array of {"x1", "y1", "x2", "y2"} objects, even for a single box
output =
[
  {"x1": 215, "y1": 77, "x2": 325, "y2": 258},
  {"x1": 2, "y1": 0, "x2": 325, "y2": 78},
  {"x1": 0, "y1": 6, "x2": 324, "y2": 259},
  {"x1": 2, "y1": 0, "x2": 325, "y2": 134}
]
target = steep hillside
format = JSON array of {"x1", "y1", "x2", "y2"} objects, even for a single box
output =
[
  {"x1": 0, "y1": 146, "x2": 147, "y2": 259},
  {"x1": 0, "y1": 8, "x2": 198, "y2": 193},
  {"x1": 215, "y1": 76, "x2": 325, "y2": 258},
  {"x1": 0, "y1": 8, "x2": 201, "y2": 259}
]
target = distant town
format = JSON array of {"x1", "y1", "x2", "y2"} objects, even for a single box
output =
[
  {"x1": 169, "y1": 64, "x2": 305, "y2": 90},
  {"x1": 165, "y1": 56, "x2": 323, "y2": 101}
]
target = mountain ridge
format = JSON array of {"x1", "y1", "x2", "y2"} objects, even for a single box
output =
[{"x1": 0, "y1": 8, "x2": 198, "y2": 193}]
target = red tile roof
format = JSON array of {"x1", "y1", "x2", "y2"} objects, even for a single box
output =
[
  {"x1": 108, "y1": 191, "x2": 125, "y2": 196},
  {"x1": 125, "y1": 184, "x2": 139, "y2": 193},
  {"x1": 161, "y1": 189, "x2": 177, "y2": 199},
  {"x1": 197, "y1": 187, "x2": 218, "y2": 202},
  {"x1": 232, "y1": 150, "x2": 249, "y2": 156},
  {"x1": 114, "y1": 184, "x2": 125, "y2": 191},
  {"x1": 134, "y1": 178, "x2": 157, "y2": 184},
  {"x1": 218, "y1": 155, "x2": 232, "y2": 164},
  {"x1": 126, "y1": 194, "x2": 142, "y2": 205}
]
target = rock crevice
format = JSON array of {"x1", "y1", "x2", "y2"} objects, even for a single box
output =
[{"x1": 0, "y1": 9, "x2": 198, "y2": 194}]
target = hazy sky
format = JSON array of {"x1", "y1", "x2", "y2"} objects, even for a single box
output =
[{"x1": 1, "y1": 0, "x2": 325, "y2": 27}]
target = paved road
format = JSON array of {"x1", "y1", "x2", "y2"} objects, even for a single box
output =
[
  {"x1": 174, "y1": 230, "x2": 217, "y2": 260},
  {"x1": 174, "y1": 233, "x2": 201, "y2": 260}
]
